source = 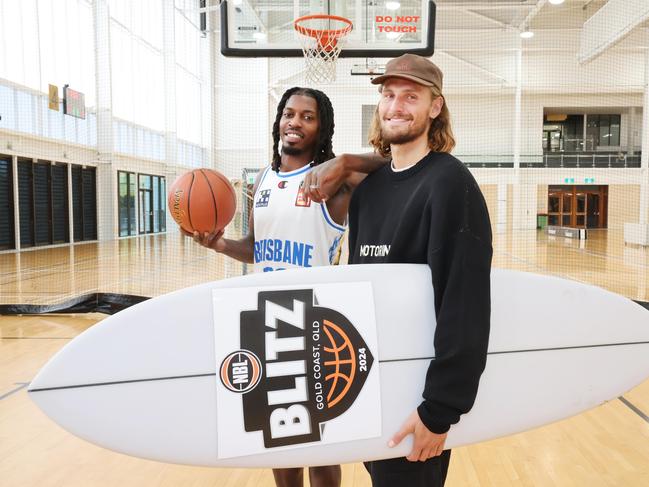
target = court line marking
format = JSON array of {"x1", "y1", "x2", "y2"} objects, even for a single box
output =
[
  {"x1": 0, "y1": 383, "x2": 29, "y2": 401},
  {"x1": 619, "y1": 396, "x2": 649, "y2": 423}
]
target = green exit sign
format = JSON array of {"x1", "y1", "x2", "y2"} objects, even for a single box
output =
[
  {"x1": 584, "y1": 178, "x2": 595, "y2": 184},
  {"x1": 564, "y1": 178, "x2": 575, "y2": 183}
]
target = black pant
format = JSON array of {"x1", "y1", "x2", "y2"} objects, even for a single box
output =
[{"x1": 364, "y1": 450, "x2": 452, "y2": 487}]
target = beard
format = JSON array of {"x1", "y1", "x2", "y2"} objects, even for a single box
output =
[
  {"x1": 281, "y1": 144, "x2": 305, "y2": 156},
  {"x1": 380, "y1": 117, "x2": 429, "y2": 146}
]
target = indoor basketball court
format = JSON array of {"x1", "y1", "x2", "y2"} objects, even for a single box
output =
[{"x1": 1, "y1": 0, "x2": 649, "y2": 485}]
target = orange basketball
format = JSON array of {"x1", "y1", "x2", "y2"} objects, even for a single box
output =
[{"x1": 168, "y1": 168, "x2": 236, "y2": 235}]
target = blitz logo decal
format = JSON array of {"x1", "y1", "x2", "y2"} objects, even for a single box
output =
[
  {"x1": 221, "y1": 289, "x2": 374, "y2": 448},
  {"x1": 256, "y1": 189, "x2": 271, "y2": 208}
]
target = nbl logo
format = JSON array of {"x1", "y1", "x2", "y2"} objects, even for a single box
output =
[
  {"x1": 221, "y1": 289, "x2": 374, "y2": 448},
  {"x1": 220, "y1": 350, "x2": 262, "y2": 393}
]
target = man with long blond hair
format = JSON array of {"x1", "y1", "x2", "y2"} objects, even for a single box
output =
[{"x1": 304, "y1": 54, "x2": 492, "y2": 487}]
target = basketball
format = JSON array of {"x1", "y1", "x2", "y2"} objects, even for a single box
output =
[{"x1": 167, "y1": 168, "x2": 236, "y2": 235}]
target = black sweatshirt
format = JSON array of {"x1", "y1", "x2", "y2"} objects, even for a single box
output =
[{"x1": 348, "y1": 151, "x2": 493, "y2": 434}]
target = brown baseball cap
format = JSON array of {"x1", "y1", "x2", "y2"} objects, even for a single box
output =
[{"x1": 371, "y1": 53, "x2": 443, "y2": 91}]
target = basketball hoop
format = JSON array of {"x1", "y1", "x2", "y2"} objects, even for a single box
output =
[{"x1": 294, "y1": 14, "x2": 353, "y2": 84}]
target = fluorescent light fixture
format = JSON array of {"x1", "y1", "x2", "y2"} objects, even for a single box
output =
[
  {"x1": 385, "y1": 2, "x2": 400, "y2": 10},
  {"x1": 520, "y1": 29, "x2": 534, "y2": 39},
  {"x1": 549, "y1": 0, "x2": 565, "y2": 5}
]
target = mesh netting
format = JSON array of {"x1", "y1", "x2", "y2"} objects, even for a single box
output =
[{"x1": 294, "y1": 15, "x2": 353, "y2": 85}]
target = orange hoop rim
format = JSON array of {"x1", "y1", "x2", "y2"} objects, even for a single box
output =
[{"x1": 294, "y1": 14, "x2": 353, "y2": 42}]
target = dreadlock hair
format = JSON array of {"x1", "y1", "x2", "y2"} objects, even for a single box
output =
[{"x1": 271, "y1": 87, "x2": 336, "y2": 172}]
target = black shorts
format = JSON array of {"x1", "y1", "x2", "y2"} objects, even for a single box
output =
[{"x1": 363, "y1": 450, "x2": 451, "y2": 487}]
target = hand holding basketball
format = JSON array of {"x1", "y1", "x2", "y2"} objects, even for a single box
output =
[
  {"x1": 389, "y1": 410, "x2": 448, "y2": 462},
  {"x1": 191, "y1": 229, "x2": 226, "y2": 253}
]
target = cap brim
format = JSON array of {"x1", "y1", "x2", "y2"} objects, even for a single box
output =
[{"x1": 371, "y1": 72, "x2": 436, "y2": 87}]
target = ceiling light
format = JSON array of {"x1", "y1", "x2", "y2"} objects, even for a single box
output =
[
  {"x1": 385, "y1": 2, "x2": 400, "y2": 10},
  {"x1": 520, "y1": 29, "x2": 534, "y2": 39},
  {"x1": 549, "y1": 0, "x2": 565, "y2": 5}
]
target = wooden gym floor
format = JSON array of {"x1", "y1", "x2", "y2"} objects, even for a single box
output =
[{"x1": 1, "y1": 229, "x2": 649, "y2": 486}]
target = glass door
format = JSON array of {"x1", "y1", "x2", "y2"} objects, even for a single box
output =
[
  {"x1": 548, "y1": 193, "x2": 561, "y2": 226},
  {"x1": 138, "y1": 174, "x2": 153, "y2": 234},
  {"x1": 139, "y1": 189, "x2": 153, "y2": 234},
  {"x1": 575, "y1": 192, "x2": 586, "y2": 228}
]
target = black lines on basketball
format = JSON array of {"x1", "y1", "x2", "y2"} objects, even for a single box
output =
[
  {"x1": 199, "y1": 168, "x2": 219, "y2": 232},
  {"x1": 186, "y1": 171, "x2": 195, "y2": 232}
]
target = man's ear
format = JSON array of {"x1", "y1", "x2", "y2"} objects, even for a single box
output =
[{"x1": 429, "y1": 96, "x2": 444, "y2": 119}]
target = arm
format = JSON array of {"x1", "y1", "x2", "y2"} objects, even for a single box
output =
[
  {"x1": 188, "y1": 169, "x2": 266, "y2": 264},
  {"x1": 303, "y1": 152, "x2": 388, "y2": 203},
  {"x1": 418, "y1": 178, "x2": 493, "y2": 433},
  {"x1": 390, "y1": 175, "x2": 493, "y2": 460}
]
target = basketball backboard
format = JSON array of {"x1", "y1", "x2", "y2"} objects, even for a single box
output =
[{"x1": 220, "y1": 0, "x2": 436, "y2": 58}]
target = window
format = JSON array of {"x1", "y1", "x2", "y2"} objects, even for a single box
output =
[
  {"x1": 586, "y1": 114, "x2": 621, "y2": 148},
  {"x1": 542, "y1": 114, "x2": 584, "y2": 152},
  {"x1": 51, "y1": 163, "x2": 69, "y2": 244},
  {"x1": 72, "y1": 165, "x2": 97, "y2": 241},
  {"x1": 0, "y1": 155, "x2": 14, "y2": 250},
  {"x1": 118, "y1": 171, "x2": 137, "y2": 236}
]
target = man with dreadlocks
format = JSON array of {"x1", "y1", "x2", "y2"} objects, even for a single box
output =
[{"x1": 189, "y1": 86, "x2": 381, "y2": 487}]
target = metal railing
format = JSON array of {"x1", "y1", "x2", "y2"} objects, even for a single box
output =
[{"x1": 460, "y1": 153, "x2": 642, "y2": 169}]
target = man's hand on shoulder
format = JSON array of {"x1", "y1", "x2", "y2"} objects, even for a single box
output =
[
  {"x1": 303, "y1": 154, "x2": 351, "y2": 203},
  {"x1": 304, "y1": 152, "x2": 388, "y2": 202}
]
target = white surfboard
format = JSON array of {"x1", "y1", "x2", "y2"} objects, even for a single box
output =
[{"x1": 28, "y1": 264, "x2": 649, "y2": 467}]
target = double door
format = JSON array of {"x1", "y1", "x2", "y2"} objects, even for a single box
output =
[{"x1": 548, "y1": 185, "x2": 607, "y2": 228}]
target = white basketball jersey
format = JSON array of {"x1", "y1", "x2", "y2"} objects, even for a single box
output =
[{"x1": 253, "y1": 164, "x2": 346, "y2": 273}]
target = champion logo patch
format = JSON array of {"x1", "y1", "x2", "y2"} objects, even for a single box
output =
[{"x1": 278, "y1": 181, "x2": 288, "y2": 189}]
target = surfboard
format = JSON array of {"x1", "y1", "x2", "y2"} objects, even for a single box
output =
[{"x1": 28, "y1": 264, "x2": 649, "y2": 467}]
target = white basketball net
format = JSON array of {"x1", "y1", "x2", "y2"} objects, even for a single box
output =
[{"x1": 294, "y1": 15, "x2": 352, "y2": 85}]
